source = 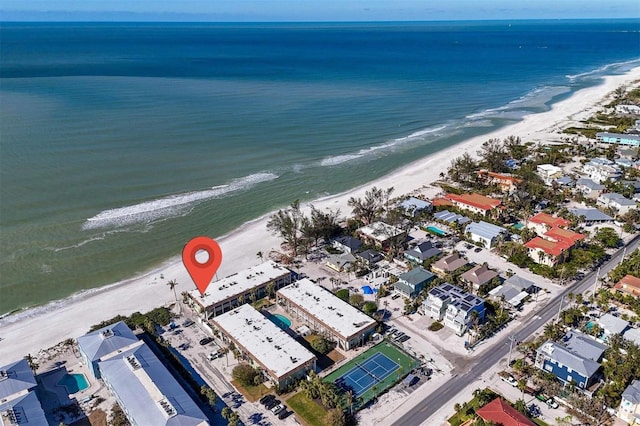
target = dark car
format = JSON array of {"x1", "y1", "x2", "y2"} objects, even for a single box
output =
[
  {"x1": 474, "y1": 247, "x2": 482, "y2": 253},
  {"x1": 260, "y1": 394, "x2": 275, "y2": 405},
  {"x1": 183, "y1": 319, "x2": 195, "y2": 327},
  {"x1": 266, "y1": 399, "x2": 280, "y2": 410},
  {"x1": 199, "y1": 337, "x2": 214, "y2": 345},
  {"x1": 399, "y1": 335, "x2": 411, "y2": 342},
  {"x1": 278, "y1": 409, "x2": 291, "y2": 419}
]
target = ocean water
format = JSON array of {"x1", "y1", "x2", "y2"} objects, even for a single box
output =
[{"x1": 1, "y1": 20, "x2": 639, "y2": 315}]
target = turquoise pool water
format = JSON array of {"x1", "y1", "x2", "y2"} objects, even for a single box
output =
[
  {"x1": 513, "y1": 223, "x2": 524, "y2": 230},
  {"x1": 269, "y1": 314, "x2": 292, "y2": 330},
  {"x1": 57, "y1": 373, "x2": 89, "y2": 394},
  {"x1": 426, "y1": 226, "x2": 446, "y2": 236}
]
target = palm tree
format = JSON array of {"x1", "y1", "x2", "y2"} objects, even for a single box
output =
[
  {"x1": 256, "y1": 251, "x2": 264, "y2": 263},
  {"x1": 167, "y1": 279, "x2": 179, "y2": 301}
]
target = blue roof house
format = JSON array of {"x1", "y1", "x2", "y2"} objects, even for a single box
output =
[
  {"x1": 77, "y1": 321, "x2": 140, "y2": 379},
  {"x1": 0, "y1": 359, "x2": 47, "y2": 426},
  {"x1": 99, "y1": 343, "x2": 209, "y2": 426},
  {"x1": 535, "y1": 330, "x2": 607, "y2": 390}
]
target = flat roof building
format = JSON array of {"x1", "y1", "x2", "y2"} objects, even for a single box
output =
[
  {"x1": 212, "y1": 304, "x2": 316, "y2": 388},
  {"x1": 277, "y1": 278, "x2": 377, "y2": 351},
  {"x1": 596, "y1": 132, "x2": 640, "y2": 147},
  {"x1": 0, "y1": 359, "x2": 47, "y2": 426},
  {"x1": 187, "y1": 261, "x2": 292, "y2": 318},
  {"x1": 357, "y1": 221, "x2": 407, "y2": 250}
]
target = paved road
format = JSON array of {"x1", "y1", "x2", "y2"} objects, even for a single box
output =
[{"x1": 391, "y1": 235, "x2": 640, "y2": 426}]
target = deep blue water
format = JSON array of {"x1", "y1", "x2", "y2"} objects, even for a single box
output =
[{"x1": 1, "y1": 20, "x2": 639, "y2": 315}]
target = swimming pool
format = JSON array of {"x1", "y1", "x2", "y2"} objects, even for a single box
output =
[
  {"x1": 426, "y1": 226, "x2": 446, "y2": 236},
  {"x1": 57, "y1": 373, "x2": 89, "y2": 394},
  {"x1": 269, "y1": 314, "x2": 292, "y2": 330}
]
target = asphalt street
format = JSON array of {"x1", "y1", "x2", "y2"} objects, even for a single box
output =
[{"x1": 391, "y1": 235, "x2": 640, "y2": 426}]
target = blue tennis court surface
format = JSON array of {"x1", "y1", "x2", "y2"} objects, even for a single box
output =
[{"x1": 334, "y1": 352, "x2": 399, "y2": 397}]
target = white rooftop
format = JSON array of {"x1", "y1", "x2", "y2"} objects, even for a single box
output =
[
  {"x1": 277, "y1": 278, "x2": 376, "y2": 339},
  {"x1": 188, "y1": 261, "x2": 290, "y2": 307},
  {"x1": 358, "y1": 221, "x2": 405, "y2": 241},
  {"x1": 212, "y1": 304, "x2": 315, "y2": 379}
]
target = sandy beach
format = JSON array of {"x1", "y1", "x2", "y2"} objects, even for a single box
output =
[{"x1": 1, "y1": 67, "x2": 638, "y2": 366}]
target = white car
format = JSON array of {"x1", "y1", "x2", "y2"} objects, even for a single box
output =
[{"x1": 501, "y1": 375, "x2": 518, "y2": 387}]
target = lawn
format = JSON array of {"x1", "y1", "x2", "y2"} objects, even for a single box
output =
[
  {"x1": 231, "y1": 380, "x2": 269, "y2": 402},
  {"x1": 286, "y1": 392, "x2": 326, "y2": 426}
]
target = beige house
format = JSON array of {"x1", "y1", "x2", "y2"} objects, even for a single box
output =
[
  {"x1": 431, "y1": 253, "x2": 469, "y2": 276},
  {"x1": 618, "y1": 380, "x2": 640, "y2": 425}
]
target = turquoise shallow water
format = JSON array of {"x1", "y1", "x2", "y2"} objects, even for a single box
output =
[{"x1": 1, "y1": 20, "x2": 639, "y2": 315}]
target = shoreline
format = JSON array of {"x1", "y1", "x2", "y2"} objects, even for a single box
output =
[{"x1": 1, "y1": 66, "x2": 639, "y2": 365}]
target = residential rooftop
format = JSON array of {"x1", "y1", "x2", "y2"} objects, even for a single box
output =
[
  {"x1": 568, "y1": 208, "x2": 613, "y2": 222},
  {"x1": 428, "y1": 283, "x2": 484, "y2": 313},
  {"x1": 596, "y1": 313, "x2": 629, "y2": 335},
  {"x1": 212, "y1": 304, "x2": 316, "y2": 380},
  {"x1": 98, "y1": 342, "x2": 209, "y2": 426},
  {"x1": 465, "y1": 221, "x2": 508, "y2": 241},
  {"x1": 187, "y1": 261, "x2": 291, "y2": 307},
  {"x1": 476, "y1": 397, "x2": 536, "y2": 426},
  {"x1": 277, "y1": 278, "x2": 376, "y2": 339},
  {"x1": 432, "y1": 253, "x2": 468, "y2": 273},
  {"x1": 622, "y1": 379, "x2": 640, "y2": 405},
  {"x1": 445, "y1": 193, "x2": 501, "y2": 211},
  {"x1": 76, "y1": 320, "x2": 139, "y2": 363},
  {"x1": 357, "y1": 221, "x2": 405, "y2": 240},
  {"x1": 529, "y1": 212, "x2": 570, "y2": 228},
  {"x1": 461, "y1": 264, "x2": 498, "y2": 286}
]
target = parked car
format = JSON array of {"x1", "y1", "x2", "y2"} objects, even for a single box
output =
[
  {"x1": 272, "y1": 404, "x2": 286, "y2": 415},
  {"x1": 259, "y1": 395, "x2": 275, "y2": 405},
  {"x1": 278, "y1": 409, "x2": 291, "y2": 419},
  {"x1": 199, "y1": 337, "x2": 214, "y2": 346},
  {"x1": 392, "y1": 294, "x2": 401, "y2": 300},
  {"x1": 546, "y1": 398, "x2": 559, "y2": 409},
  {"x1": 178, "y1": 343, "x2": 189, "y2": 350},
  {"x1": 182, "y1": 320, "x2": 195, "y2": 327},
  {"x1": 501, "y1": 375, "x2": 518, "y2": 387},
  {"x1": 266, "y1": 399, "x2": 280, "y2": 410},
  {"x1": 474, "y1": 247, "x2": 482, "y2": 253}
]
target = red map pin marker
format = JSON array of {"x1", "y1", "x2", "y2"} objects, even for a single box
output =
[{"x1": 182, "y1": 236, "x2": 222, "y2": 296}]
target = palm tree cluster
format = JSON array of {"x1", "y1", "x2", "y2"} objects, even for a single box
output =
[
  {"x1": 298, "y1": 371, "x2": 342, "y2": 409},
  {"x1": 267, "y1": 200, "x2": 342, "y2": 258}
]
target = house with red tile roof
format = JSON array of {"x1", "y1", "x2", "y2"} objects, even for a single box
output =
[
  {"x1": 614, "y1": 275, "x2": 640, "y2": 298},
  {"x1": 477, "y1": 170, "x2": 523, "y2": 193},
  {"x1": 524, "y1": 227, "x2": 585, "y2": 267},
  {"x1": 476, "y1": 398, "x2": 536, "y2": 426},
  {"x1": 444, "y1": 193, "x2": 501, "y2": 217},
  {"x1": 526, "y1": 212, "x2": 571, "y2": 236}
]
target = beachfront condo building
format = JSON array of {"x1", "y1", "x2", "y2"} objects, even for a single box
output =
[
  {"x1": 276, "y1": 278, "x2": 377, "y2": 351},
  {"x1": 186, "y1": 260, "x2": 292, "y2": 318},
  {"x1": 211, "y1": 304, "x2": 316, "y2": 389}
]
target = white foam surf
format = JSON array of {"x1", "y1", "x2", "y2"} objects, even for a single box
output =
[
  {"x1": 83, "y1": 172, "x2": 278, "y2": 229},
  {"x1": 318, "y1": 124, "x2": 447, "y2": 167}
]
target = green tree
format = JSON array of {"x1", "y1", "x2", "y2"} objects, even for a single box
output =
[
  {"x1": 266, "y1": 281, "x2": 276, "y2": 299},
  {"x1": 594, "y1": 227, "x2": 621, "y2": 248},
  {"x1": 362, "y1": 301, "x2": 378, "y2": 316},
  {"x1": 267, "y1": 200, "x2": 307, "y2": 257},
  {"x1": 311, "y1": 337, "x2": 334, "y2": 354},
  {"x1": 348, "y1": 293, "x2": 364, "y2": 308},
  {"x1": 347, "y1": 187, "x2": 385, "y2": 225},
  {"x1": 514, "y1": 398, "x2": 528, "y2": 415},
  {"x1": 166, "y1": 279, "x2": 179, "y2": 303},
  {"x1": 200, "y1": 385, "x2": 217, "y2": 407},
  {"x1": 336, "y1": 288, "x2": 349, "y2": 301},
  {"x1": 325, "y1": 408, "x2": 346, "y2": 426},
  {"x1": 109, "y1": 402, "x2": 131, "y2": 426},
  {"x1": 232, "y1": 364, "x2": 260, "y2": 387}
]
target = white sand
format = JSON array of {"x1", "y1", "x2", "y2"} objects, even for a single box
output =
[{"x1": 0, "y1": 67, "x2": 638, "y2": 366}]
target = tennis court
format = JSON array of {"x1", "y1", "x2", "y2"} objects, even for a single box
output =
[{"x1": 334, "y1": 353, "x2": 399, "y2": 396}]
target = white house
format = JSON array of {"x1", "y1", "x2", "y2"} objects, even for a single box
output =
[
  {"x1": 575, "y1": 178, "x2": 606, "y2": 199},
  {"x1": 465, "y1": 221, "x2": 509, "y2": 249},
  {"x1": 597, "y1": 192, "x2": 638, "y2": 216},
  {"x1": 537, "y1": 164, "x2": 563, "y2": 186},
  {"x1": 422, "y1": 283, "x2": 485, "y2": 336},
  {"x1": 583, "y1": 159, "x2": 622, "y2": 184}
]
